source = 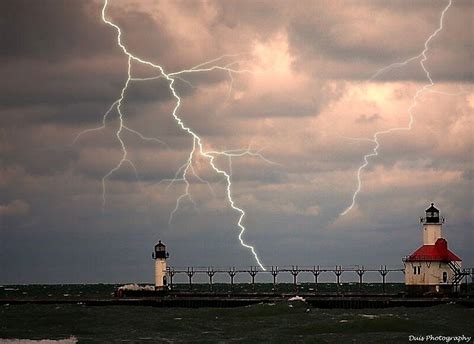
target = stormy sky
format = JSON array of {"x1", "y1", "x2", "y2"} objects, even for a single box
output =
[{"x1": 0, "y1": 0, "x2": 472, "y2": 284}]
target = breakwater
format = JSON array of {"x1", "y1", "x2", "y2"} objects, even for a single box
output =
[
  {"x1": 1, "y1": 294, "x2": 473, "y2": 308},
  {"x1": 2, "y1": 282, "x2": 473, "y2": 309}
]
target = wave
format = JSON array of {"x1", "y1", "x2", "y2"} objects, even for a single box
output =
[{"x1": 0, "y1": 337, "x2": 77, "y2": 344}]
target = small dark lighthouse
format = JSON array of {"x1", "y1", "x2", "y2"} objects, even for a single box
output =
[{"x1": 152, "y1": 240, "x2": 169, "y2": 290}]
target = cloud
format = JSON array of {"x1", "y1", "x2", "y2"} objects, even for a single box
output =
[
  {"x1": 355, "y1": 113, "x2": 380, "y2": 124},
  {"x1": 0, "y1": 0, "x2": 472, "y2": 283},
  {"x1": 286, "y1": 0, "x2": 473, "y2": 81},
  {"x1": 0, "y1": 0, "x2": 116, "y2": 61},
  {"x1": 0, "y1": 200, "x2": 30, "y2": 217}
]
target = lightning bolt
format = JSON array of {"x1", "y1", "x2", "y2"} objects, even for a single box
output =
[
  {"x1": 340, "y1": 0, "x2": 453, "y2": 216},
  {"x1": 75, "y1": 0, "x2": 269, "y2": 270}
]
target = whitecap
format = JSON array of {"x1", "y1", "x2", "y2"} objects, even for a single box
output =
[
  {"x1": 117, "y1": 284, "x2": 154, "y2": 291},
  {"x1": 359, "y1": 314, "x2": 378, "y2": 319},
  {"x1": 288, "y1": 296, "x2": 306, "y2": 302}
]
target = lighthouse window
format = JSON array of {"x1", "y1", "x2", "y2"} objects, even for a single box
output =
[
  {"x1": 413, "y1": 267, "x2": 417, "y2": 274},
  {"x1": 417, "y1": 266, "x2": 421, "y2": 274}
]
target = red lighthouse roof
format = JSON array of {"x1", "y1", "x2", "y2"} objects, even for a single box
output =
[{"x1": 405, "y1": 238, "x2": 461, "y2": 262}]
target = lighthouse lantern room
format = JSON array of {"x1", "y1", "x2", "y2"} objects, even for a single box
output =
[
  {"x1": 422, "y1": 203, "x2": 443, "y2": 245},
  {"x1": 152, "y1": 240, "x2": 169, "y2": 290},
  {"x1": 404, "y1": 203, "x2": 463, "y2": 294}
]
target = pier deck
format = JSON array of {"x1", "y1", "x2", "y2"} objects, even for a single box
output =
[{"x1": 1, "y1": 292, "x2": 473, "y2": 309}]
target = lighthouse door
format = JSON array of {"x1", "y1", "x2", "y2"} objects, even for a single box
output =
[{"x1": 442, "y1": 272, "x2": 447, "y2": 283}]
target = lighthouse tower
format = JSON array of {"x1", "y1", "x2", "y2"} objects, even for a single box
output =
[
  {"x1": 152, "y1": 241, "x2": 169, "y2": 290},
  {"x1": 403, "y1": 203, "x2": 463, "y2": 294},
  {"x1": 422, "y1": 203, "x2": 443, "y2": 245}
]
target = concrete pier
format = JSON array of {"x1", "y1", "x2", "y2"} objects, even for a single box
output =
[{"x1": 1, "y1": 292, "x2": 473, "y2": 309}]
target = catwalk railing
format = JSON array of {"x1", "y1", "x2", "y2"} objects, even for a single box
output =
[
  {"x1": 166, "y1": 265, "x2": 474, "y2": 292},
  {"x1": 166, "y1": 265, "x2": 405, "y2": 292}
]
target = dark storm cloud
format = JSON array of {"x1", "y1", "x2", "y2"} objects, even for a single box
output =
[
  {"x1": 0, "y1": 0, "x2": 116, "y2": 61},
  {"x1": 0, "y1": 59, "x2": 124, "y2": 109},
  {"x1": 0, "y1": 0, "x2": 177, "y2": 114},
  {"x1": 368, "y1": 0, "x2": 472, "y2": 12},
  {"x1": 175, "y1": 0, "x2": 473, "y2": 82},
  {"x1": 0, "y1": 0, "x2": 472, "y2": 283},
  {"x1": 211, "y1": 0, "x2": 285, "y2": 38},
  {"x1": 104, "y1": 5, "x2": 178, "y2": 66},
  {"x1": 225, "y1": 89, "x2": 322, "y2": 118},
  {"x1": 0, "y1": 0, "x2": 127, "y2": 127},
  {"x1": 287, "y1": 0, "x2": 472, "y2": 81}
]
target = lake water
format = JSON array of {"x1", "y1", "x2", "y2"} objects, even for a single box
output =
[{"x1": 1, "y1": 284, "x2": 473, "y2": 343}]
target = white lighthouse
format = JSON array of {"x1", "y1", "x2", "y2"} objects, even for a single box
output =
[
  {"x1": 152, "y1": 240, "x2": 169, "y2": 290},
  {"x1": 403, "y1": 203, "x2": 463, "y2": 294},
  {"x1": 422, "y1": 203, "x2": 443, "y2": 245}
]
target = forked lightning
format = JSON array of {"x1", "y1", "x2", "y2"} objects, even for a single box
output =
[
  {"x1": 341, "y1": 0, "x2": 454, "y2": 216},
  {"x1": 75, "y1": 0, "x2": 267, "y2": 270}
]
